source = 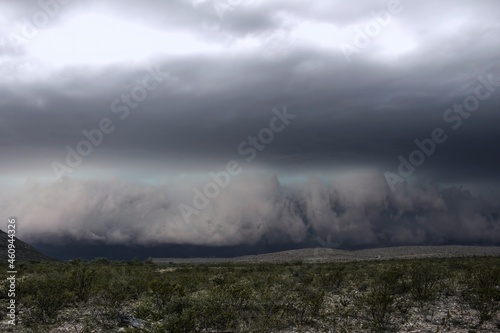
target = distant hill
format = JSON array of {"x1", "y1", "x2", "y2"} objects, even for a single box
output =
[
  {"x1": 153, "y1": 245, "x2": 500, "y2": 264},
  {"x1": 0, "y1": 229, "x2": 54, "y2": 262}
]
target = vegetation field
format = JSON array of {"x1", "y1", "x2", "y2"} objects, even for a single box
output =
[{"x1": 1, "y1": 256, "x2": 499, "y2": 332}]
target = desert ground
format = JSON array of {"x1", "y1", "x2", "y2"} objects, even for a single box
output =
[{"x1": 1, "y1": 246, "x2": 499, "y2": 333}]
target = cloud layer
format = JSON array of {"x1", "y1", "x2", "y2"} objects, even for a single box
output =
[
  {"x1": 1, "y1": 0, "x2": 499, "y2": 251},
  {"x1": 3, "y1": 174, "x2": 499, "y2": 248}
]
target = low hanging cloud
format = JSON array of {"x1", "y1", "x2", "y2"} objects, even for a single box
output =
[
  {"x1": 1, "y1": 0, "x2": 499, "y2": 254},
  {"x1": 3, "y1": 172, "x2": 499, "y2": 248}
]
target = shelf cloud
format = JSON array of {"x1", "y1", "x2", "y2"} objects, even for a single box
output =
[{"x1": 1, "y1": 0, "x2": 499, "y2": 256}]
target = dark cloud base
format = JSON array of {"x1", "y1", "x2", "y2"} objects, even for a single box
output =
[
  {"x1": 1, "y1": 0, "x2": 500, "y2": 259},
  {"x1": 4, "y1": 174, "x2": 499, "y2": 261},
  {"x1": 34, "y1": 236, "x2": 499, "y2": 261},
  {"x1": 33, "y1": 241, "x2": 311, "y2": 261}
]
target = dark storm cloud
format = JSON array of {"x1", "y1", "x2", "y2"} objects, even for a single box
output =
[
  {"x1": 1, "y1": 0, "x2": 499, "y2": 249},
  {"x1": 2, "y1": 51, "x2": 499, "y2": 181},
  {"x1": 2, "y1": 174, "x2": 499, "y2": 248}
]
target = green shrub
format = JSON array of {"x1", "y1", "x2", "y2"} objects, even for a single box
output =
[
  {"x1": 361, "y1": 265, "x2": 408, "y2": 332},
  {"x1": 69, "y1": 263, "x2": 96, "y2": 302},
  {"x1": 463, "y1": 265, "x2": 500, "y2": 324},
  {"x1": 149, "y1": 279, "x2": 186, "y2": 316},
  {"x1": 319, "y1": 266, "x2": 346, "y2": 292},
  {"x1": 20, "y1": 273, "x2": 71, "y2": 324},
  {"x1": 408, "y1": 263, "x2": 443, "y2": 302},
  {"x1": 192, "y1": 290, "x2": 236, "y2": 332}
]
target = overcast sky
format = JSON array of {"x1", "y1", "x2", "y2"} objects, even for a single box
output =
[{"x1": 1, "y1": 0, "x2": 499, "y2": 257}]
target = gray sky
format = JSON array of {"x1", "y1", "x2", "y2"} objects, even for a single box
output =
[{"x1": 1, "y1": 0, "x2": 499, "y2": 253}]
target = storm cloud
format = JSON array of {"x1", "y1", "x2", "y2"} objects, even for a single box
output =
[
  {"x1": 1, "y1": 0, "x2": 499, "y2": 256},
  {"x1": 2, "y1": 173, "x2": 499, "y2": 249}
]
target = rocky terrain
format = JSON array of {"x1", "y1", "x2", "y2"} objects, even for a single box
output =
[
  {"x1": 0, "y1": 253, "x2": 498, "y2": 333},
  {"x1": 1, "y1": 240, "x2": 498, "y2": 333}
]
